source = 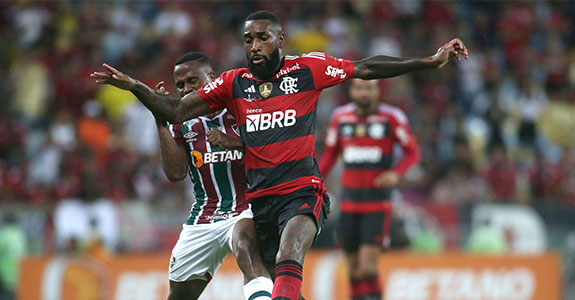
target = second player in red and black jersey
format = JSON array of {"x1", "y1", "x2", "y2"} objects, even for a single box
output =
[
  {"x1": 319, "y1": 91, "x2": 420, "y2": 214},
  {"x1": 319, "y1": 79, "x2": 420, "y2": 300}
]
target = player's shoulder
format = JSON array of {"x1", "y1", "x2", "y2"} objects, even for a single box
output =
[
  {"x1": 331, "y1": 103, "x2": 356, "y2": 119},
  {"x1": 377, "y1": 104, "x2": 408, "y2": 124},
  {"x1": 288, "y1": 52, "x2": 330, "y2": 66},
  {"x1": 221, "y1": 67, "x2": 251, "y2": 79}
]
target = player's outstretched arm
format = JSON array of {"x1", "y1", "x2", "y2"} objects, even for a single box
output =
[
  {"x1": 91, "y1": 64, "x2": 211, "y2": 123},
  {"x1": 353, "y1": 38, "x2": 468, "y2": 80}
]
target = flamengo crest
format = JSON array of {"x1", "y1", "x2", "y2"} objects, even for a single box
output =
[{"x1": 279, "y1": 76, "x2": 299, "y2": 94}]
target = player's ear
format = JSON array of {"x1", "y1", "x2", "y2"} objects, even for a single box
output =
[
  {"x1": 208, "y1": 72, "x2": 217, "y2": 82},
  {"x1": 278, "y1": 31, "x2": 285, "y2": 49}
]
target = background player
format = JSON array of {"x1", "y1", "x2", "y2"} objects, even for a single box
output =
[
  {"x1": 319, "y1": 79, "x2": 420, "y2": 300},
  {"x1": 91, "y1": 10, "x2": 467, "y2": 300},
  {"x1": 155, "y1": 52, "x2": 272, "y2": 300}
]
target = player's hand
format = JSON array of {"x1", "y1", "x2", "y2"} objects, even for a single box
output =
[
  {"x1": 374, "y1": 171, "x2": 400, "y2": 188},
  {"x1": 90, "y1": 63, "x2": 138, "y2": 90},
  {"x1": 430, "y1": 38, "x2": 469, "y2": 68},
  {"x1": 155, "y1": 81, "x2": 170, "y2": 95},
  {"x1": 207, "y1": 130, "x2": 243, "y2": 149}
]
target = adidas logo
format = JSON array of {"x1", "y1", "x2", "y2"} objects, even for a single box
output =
[
  {"x1": 298, "y1": 203, "x2": 310, "y2": 210},
  {"x1": 244, "y1": 85, "x2": 256, "y2": 93}
]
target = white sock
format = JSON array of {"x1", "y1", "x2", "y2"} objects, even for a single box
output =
[{"x1": 243, "y1": 276, "x2": 273, "y2": 300}]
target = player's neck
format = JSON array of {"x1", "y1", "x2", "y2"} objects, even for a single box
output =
[{"x1": 355, "y1": 105, "x2": 377, "y2": 118}]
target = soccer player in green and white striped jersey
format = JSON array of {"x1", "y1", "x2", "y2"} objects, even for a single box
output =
[{"x1": 153, "y1": 52, "x2": 272, "y2": 300}]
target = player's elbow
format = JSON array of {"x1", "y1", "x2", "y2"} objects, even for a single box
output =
[
  {"x1": 164, "y1": 169, "x2": 187, "y2": 182},
  {"x1": 166, "y1": 173, "x2": 186, "y2": 182}
]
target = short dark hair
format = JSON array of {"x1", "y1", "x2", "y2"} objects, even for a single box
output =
[
  {"x1": 245, "y1": 10, "x2": 282, "y2": 31},
  {"x1": 174, "y1": 52, "x2": 213, "y2": 72}
]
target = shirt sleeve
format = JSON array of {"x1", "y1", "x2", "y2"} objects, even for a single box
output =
[
  {"x1": 303, "y1": 52, "x2": 355, "y2": 90},
  {"x1": 196, "y1": 70, "x2": 236, "y2": 113},
  {"x1": 169, "y1": 124, "x2": 185, "y2": 145},
  {"x1": 390, "y1": 111, "x2": 420, "y2": 176},
  {"x1": 318, "y1": 113, "x2": 341, "y2": 179}
]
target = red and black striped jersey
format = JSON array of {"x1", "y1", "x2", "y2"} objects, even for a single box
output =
[
  {"x1": 197, "y1": 53, "x2": 355, "y2": 200},
  {"x1": 319, "y1": 103, "x2": 420, "y2": 213},
  {"x1": 170, "y1": 109, "x2": 249, "y2": 224}
]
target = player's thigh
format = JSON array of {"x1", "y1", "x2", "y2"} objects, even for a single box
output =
[
  {"x1": 231, "y1": 217, "x2": 269, "y2": 282},
  {"x1": 277, "y1": 214, "x2": 317, "y2": 263},
  {"x1": 168, "y1": 279, "x2": 208, "y2": 300},
  {"x1": 276, "y1": 186, "x2": 331, "y2": 263},
  {"x1": 170, "y1": 223, "x2": 231, "y2": 283},
  {"x1": 339, "y1": 212, "x2": 362, "y2": 254}
]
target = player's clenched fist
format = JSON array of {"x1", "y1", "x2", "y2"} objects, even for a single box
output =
[
  {"x1": 207, "y1": 129, "x2": 243, "y2": 150},
  {"x1": 90, "y1": 63, "x2": 138, "y2": 90}
]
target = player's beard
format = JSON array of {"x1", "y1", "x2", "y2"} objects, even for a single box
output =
[{"x1": 248, "y1": 48, "x2": 281, "y2": 80}]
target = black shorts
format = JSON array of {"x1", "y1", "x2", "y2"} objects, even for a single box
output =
[
  {"x1": 251, "y1": 185, "x2": 331, "y2": 264},
  {"x1": 339, "y1": 209, "x2": 392, "y2": 253}
]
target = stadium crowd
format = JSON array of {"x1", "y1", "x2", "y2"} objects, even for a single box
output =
[{"x1": 1, "y1": 1, "x2": 574, "y2": 255}]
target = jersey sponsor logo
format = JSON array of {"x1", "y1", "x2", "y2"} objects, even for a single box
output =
[
  {"x1": 246, "y1": 108, "x2": 262, "y2": 114},
  {"x1": 279, "y1": 76, "x2": 299, "y2": 94},
  {"x1": 202, "y1": 77, "x2": 224, "y2": 94},
  {"x1": 191, "y1": 151, "x2": 204, "y2": 168},
  {"x1": 191, "y1": 149, "x2": 244, "y2": 168},
  {"x1": 341, "y1": 124, "x2": 354, "y2": 137},
  {"x1": 259, "y1": 82, "x2": 273, "y2": 98},
  {"x1": 368, "y1": 123, "x2": 386, "y2": 139},
  {"x1": 325, "y1": 65, "x2": 347, "y2": 79},
  {"x1": 274, "y1": 63, "x2": 301, "y2": 79},
  {"x1": 343, "y1": 146, "x2": 382, "y2": 164},
  {"x1": 246, "y1": 109, "x2": 297, "y2": 132}
]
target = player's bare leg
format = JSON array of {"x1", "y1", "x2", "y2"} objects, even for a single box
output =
[
  {"x1": 347, "y1": 244, "x2": 381, "y2": 300},
  {"x1": 359, "y1": 245, "x2": 382, "y2": 299},
  {"x1": 272, "y1": 214, "x2": 317, "y2": 300},
  {"x1": 232, "y1": 218, "x2": 274, "y2": 299},
  {"x1": 168, "y1": 280, "x2": 208, "y2": 300}
]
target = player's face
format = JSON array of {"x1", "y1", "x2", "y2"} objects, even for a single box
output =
[
  {"x1": 349, "y1": 79, "x2": 379, "y2": 111},
  {"x1": 243, "y1": 20, "x2": 285, "y2": 79},
  {"x1": 173, "y1": 60, "x2": 213, "y2": 97}
]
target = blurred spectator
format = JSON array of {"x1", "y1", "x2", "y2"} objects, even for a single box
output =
[
  {"x1": 481, "y1": 144, "x2": 517, "y2": 201},
  {"x1": 0, "y1": 213, "x2": 28, "y2": 300},
  {"x1": 10, "y1": 50, "x2": 52, "y2": 122},
  {"x1": 432, "y1": 163, "x2": 489, "y2": 204}
]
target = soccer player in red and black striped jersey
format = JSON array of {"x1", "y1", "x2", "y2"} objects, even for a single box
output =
[
  {"x1": 319, "y1": 79, "x2": 420, "y2": 300},
  {"x1": 92, "y1": 10, "x2": 468, "y2": 300}
]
